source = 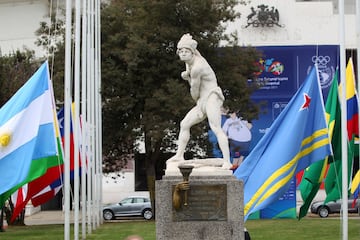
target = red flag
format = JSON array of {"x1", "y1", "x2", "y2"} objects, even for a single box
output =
[
  {"x1": 10, "y1": 166, "x2": 61, "y2": 222},
  {"x1": 11, "y1": 185, "x2": 27, "y2": 221}
]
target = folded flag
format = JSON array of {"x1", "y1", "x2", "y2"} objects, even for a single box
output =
[
  {"x1": 325, "y1": 58, "x2": 358, "y2": 203},
  {"x1": 350, "y1": 169, "x2": 360, "y2": 207},
  {"x1": 28, "y1": 106, "x2": 74, "y2": 207}
]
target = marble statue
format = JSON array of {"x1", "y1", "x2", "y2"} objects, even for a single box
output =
[{"x1": 167, "y1": 33, "x2": 232, "y2": 170}]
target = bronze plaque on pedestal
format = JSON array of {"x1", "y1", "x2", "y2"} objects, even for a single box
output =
[{"x1": 172, "y1": 184, "x2": 227, "y2": 221}]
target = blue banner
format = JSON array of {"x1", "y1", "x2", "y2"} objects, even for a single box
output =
[
  {"x1": 252, "y1": 45, "x2": 339, "y2": 100},
  {"x1": 250, "y1": 45, "x2": 339, "y2": 219},
  {"x1": 210, "y1": 45, "x2": 340, "y2": 219}
]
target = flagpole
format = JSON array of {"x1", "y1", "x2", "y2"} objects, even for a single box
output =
[
  {"x1": 86, "y1": 0, "x2": 93, "y2": 233},
  {"x1": 64, "y1": 0, "x2": 73, "y2": 239},
  {"x1": 90, "y1": 0, "x2": 96, "y2": 227},
  {"x1": 81, "y1": 0, "x2": 88, "y2": 238},
  {"x1": 89, "y1": 0, "x2": 96, "y2": 230},
  {"x1": 90, "y1": 0, "x2": 98, "y2": 227},
  {"x1": 356, "y1": 0, "x2": 360, "y2": 196},
  {"x1": 338, "y1": 1, "x2": 348, "y2": 240},
  {"x1": 73, "y1": 0, "x2": 81, "y2": 239},
  {"x1": 94, "y1": 0, "x2": 101, "y2": 227},
  {"x1": 85, "y1": 0, "x2": 99, "y2": 229},
  {"x1": 96, "y1": 0, "x2": 103, "y2": 225}
]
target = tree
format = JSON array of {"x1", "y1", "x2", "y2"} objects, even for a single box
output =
[
  {"x1": 0, "y1": 50, "x2": 41, "y2": 106},
  {"x1": 101, "y1": 0, "x2": 261, "y2": 211},
  {"x1": 31, "y1": 0, "x2": 262, "y2": 212},
  {"x1": 35, "y1": 12, "x2": 66, "y2": 103}
]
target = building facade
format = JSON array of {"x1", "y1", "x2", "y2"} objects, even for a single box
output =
[
  {"x1": 0, "y1": 0, "x2": 57, "y2": 57},
  {"x1": 224, "y1": 0, "x2": 358, "y2": 49},
  {"x1": 0, "y1": 0, "x2": 359, "y2": 55},
  {"x1": 0, "y1": 0, "x2": 358, "y2": 211}
]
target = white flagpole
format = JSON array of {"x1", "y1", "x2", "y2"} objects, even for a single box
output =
[
  {"x1": 89, "y1": 0, "x2": 96, "y2": 230},
  {"x1": 339, "y1": 1, "x2": 348, "y2": 240},
  {"x1": 64, "y1": 0, "x2": 73, "y2": 239},
  {"x1": 356, "y1": 0, "x2": 360, "y2": 199},
  {"x1": 94, "y1": 0, "x2": 102, "y2": 227},
  {"x1": 74, "y1": 0, "x2": 81, "y2": 239},
  {"x1": 96, "y1": 0, "x2": 103, "y2": 226},
  {"x1": 81, "y1": 0, "x2": 88, "y2": 238},
  {"x1": 86, "y1": 0, "x2": 93, "y2": 233},
  {"x1": 93, "y1": 0, "x2": 99, "y2": 227}
]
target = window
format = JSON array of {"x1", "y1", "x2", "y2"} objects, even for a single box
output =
[{"x1": 134, "y1": 198, "x2": 145, "y2": 203}]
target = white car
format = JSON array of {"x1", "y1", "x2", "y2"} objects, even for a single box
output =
[{"x1": 103, "y1": 196, "x2": 153, "y2": 220}]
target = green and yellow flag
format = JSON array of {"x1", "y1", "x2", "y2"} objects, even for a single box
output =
[{"x1": 324, "y1": 59, "x2": 358, "y2": 203}]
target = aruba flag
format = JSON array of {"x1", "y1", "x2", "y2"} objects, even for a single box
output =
[
  {"x1": 0, "y1": 62, "x2": 61, "y2": 207},
  {"x1": 298, "y1": 70, "x2": 340, "y2": 219},
  {"x1": 234, "y1": 65, "x2": 332, "y2": 220}
]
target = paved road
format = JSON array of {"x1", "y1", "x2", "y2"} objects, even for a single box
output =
[
  {"x1": 24, "y1": 210, "x2": 359, "y2": 226},
  {"x1": 25, "y1": 211, "x2": 80, "y2": 225},
  {"x1": 24, "y1": 211, "x2": 144, "y2": 225}
]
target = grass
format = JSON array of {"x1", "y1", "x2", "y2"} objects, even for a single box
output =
[{"x1": 1, "y1": 217, "x2": 360, "y2": 240}]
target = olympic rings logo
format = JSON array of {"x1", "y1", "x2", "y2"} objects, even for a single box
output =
[{"x1": 312, "y1": 56, "x2": 330, "y2": 66}]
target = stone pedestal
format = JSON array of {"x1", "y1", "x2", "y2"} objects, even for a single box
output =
[{"x1": 155, "y1": 174, "x2": 244, "y2": 240}]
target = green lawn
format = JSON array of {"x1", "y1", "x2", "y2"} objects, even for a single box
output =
[{"x1": 1, "y1": 218, "x2": 360, "y2": 240}]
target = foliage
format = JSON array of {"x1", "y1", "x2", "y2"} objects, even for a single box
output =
[
  {"x1": 31, "y1": 1, "x2": 262, "y2": 204},
  {"x1": 99, "y1": 1, "x2": 262, "y2": 212},
  {"x1": 215, "y1": 46, "x2": 262, "y2": 120},
  {"x1": 35, "y1": 11, "x2": 66, "y2": 103},
  {"x1": 0, "y1": 50, "x2": 41, "y2": 106},
  {"x1": 100, "y1": 0, "x2": 261, "y2": 174}
]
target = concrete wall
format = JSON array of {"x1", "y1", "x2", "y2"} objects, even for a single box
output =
[
  {"x1": 222, "y1": 0, "x2": 358, "y2": 48},
  {"x1": 0, "y1": 0, "x2": 51, "y2": 57},
  {"x1": 102, "y1": 171, "x2": 149, "y2": 204}
]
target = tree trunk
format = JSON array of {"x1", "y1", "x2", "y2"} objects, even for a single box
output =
[
  {"x1": 146, "y1": 165, "x2": 156, "y2": 218},
  {"x1": 0, "y1": 206, "x2": 4, "y2": 232},
  {"x1": 144, "y1": 132, "x2": 162, "y2": 219}
]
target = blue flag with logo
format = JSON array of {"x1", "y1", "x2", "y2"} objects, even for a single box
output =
[{"x1": 234, "y1": 65, "x2": 332, "y2": 220}]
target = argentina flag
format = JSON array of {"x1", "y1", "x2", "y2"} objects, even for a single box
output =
[{"x1": 0, "y1": 61, "x2": 59, "y2": 199}]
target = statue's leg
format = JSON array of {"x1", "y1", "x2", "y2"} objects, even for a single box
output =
[
  {"x1": 206, "y1": 96, "x2": 231, "y2": 169},
  {"x1": 168, "y1": 120, "x2": 190, "y2": 161},
  {"x1": 212, "y1": 126, "x2": 232, "y2": 169},
  {"x1": 168, "y1": 106, "x2": 204, "y2": 162}
]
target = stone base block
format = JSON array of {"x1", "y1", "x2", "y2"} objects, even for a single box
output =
[{"x1": 155, "y1": 175, "x2": 244, "y2": 240}]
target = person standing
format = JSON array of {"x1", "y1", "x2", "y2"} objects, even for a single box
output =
[{"x1": 222, "y1": 111, "x2": 252, "y2": 169}]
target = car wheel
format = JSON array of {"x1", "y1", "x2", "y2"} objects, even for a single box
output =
[
  {"x1": 142, "y1": 208, "x2": 153, "y2": 220},
  {"x1": 103, "y1": 210, "x2": 114, "y2": 220},
  {"x1": 318, "y1": 206, "x2": 329, "y2": 218}
]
